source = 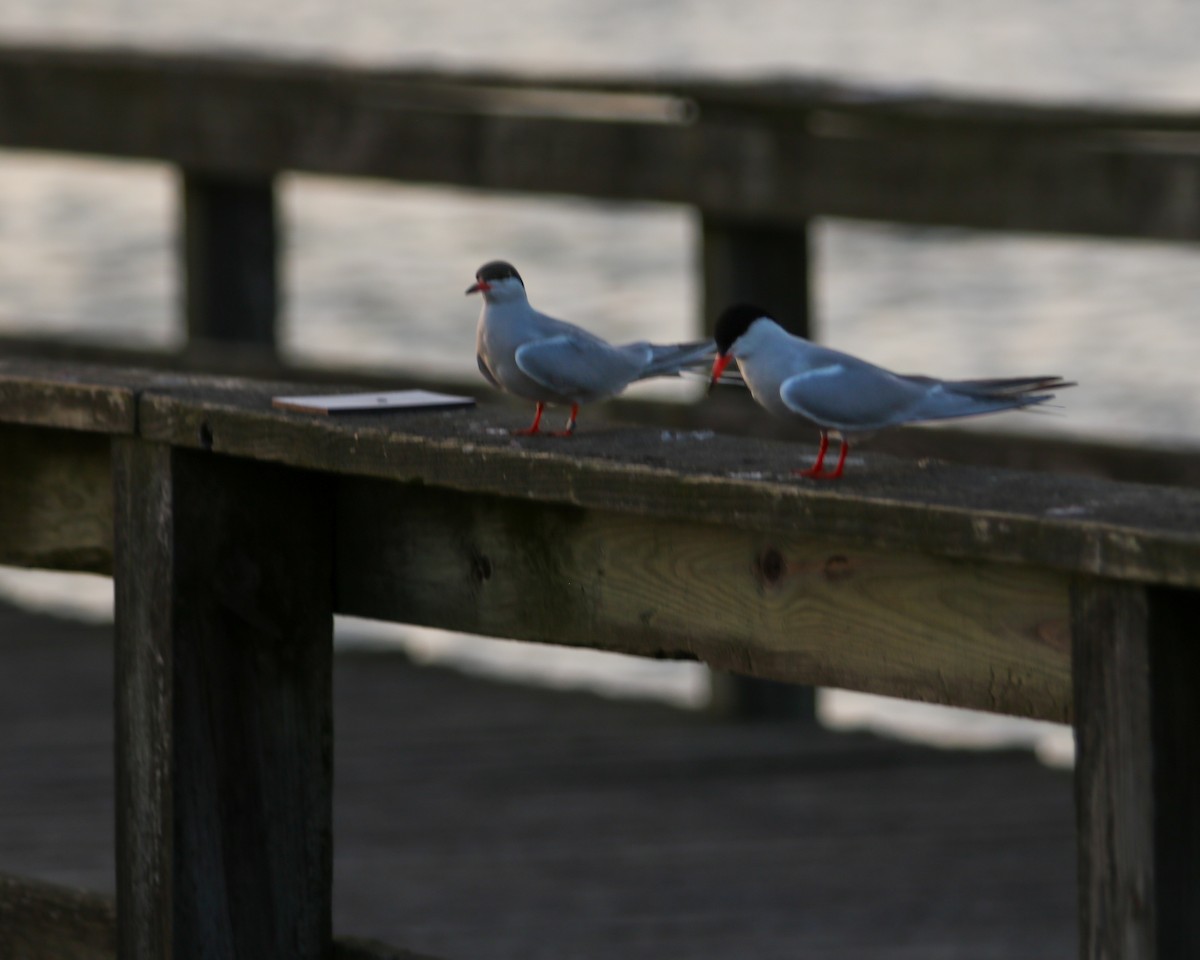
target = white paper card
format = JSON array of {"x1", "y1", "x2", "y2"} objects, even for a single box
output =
[{"x1": 272, "y1": 390, "x2": 476, "y2": 415}]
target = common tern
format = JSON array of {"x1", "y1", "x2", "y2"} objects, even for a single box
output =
[
  {"x1": 708, "y1": 303, "x2": 1074, "y2": 479},
  {"x1": 468, "y1": 260, "x2": 714, "y2": 435}
]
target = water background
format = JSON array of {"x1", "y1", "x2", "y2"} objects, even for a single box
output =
[{"x1": 4, "y1": 2, "x2": 1200, "y2": 763}]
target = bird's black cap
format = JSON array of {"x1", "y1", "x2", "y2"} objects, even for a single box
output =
[
  {"x1": 475, "y1": 260, "x2": 523, "y2": 285},
  {"x1": 713, "y1": 303, "x2": 771, "y2": 355}
]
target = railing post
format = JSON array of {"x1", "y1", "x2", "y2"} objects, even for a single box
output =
[
  {"x1": 181, "y1": 170, "x2": 279, "y2": 351},
  {"x1": 113, "y1": 440, "x2": 333, "y2": 960},
  {"x1": 700, "y1": 213, "x2": 813, "y2": 338},
  {"x1": 700, "y1": 212, "x2": 817, "y2": 722},
  {"x1": 1071, "y1": 578, "x2": 1200, "y2": 959}
]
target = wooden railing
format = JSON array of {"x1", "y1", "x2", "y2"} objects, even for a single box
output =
[
  {"x1": 0, "y1": 359, "x2": 1198, "y2": 957},
  {"x1": 4, "y1": 42, "x2": 1200, "y2": 350}
]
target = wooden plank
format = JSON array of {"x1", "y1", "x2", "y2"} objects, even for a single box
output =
[
  {"x1": 132, "y1": 381, "x2": 1200, "y2": 588},
  {"x1": 182, "y1": 170, "x2": 279, "y2": 348},
  {"x1": 1, "y1": 46, "x2": 1200, "y2": 239},
  {"x1": 0, "y1": 425, "x2": 113, "y2": 574},
  {"x1": 112, "y1": 441, "x2": 334, "y2": 960},
  {"x1": 335, "y1": 479, "x2": 1071, "y2": 721},
  {"x1": 1071, "y1": 580, "x2": 1200, "y2": 958},
  {"x1": 0, "y1": 359, "x2": 136, "y2": 433},
  {"x1": 1, "y1": 338, "x2": 1197, "y2": 488},
  {"x1": 1071, "y1": 579, "x2": 1154, "y2": 959}
]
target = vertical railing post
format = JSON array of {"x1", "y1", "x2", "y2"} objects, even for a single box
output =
[
  {"x1": 181, "y1": 170, "x2": 279, "y2": 351},
  {"x1": 700, "y1": 213, "x2": 813, "y2": 338},
  {"x1": 113, "y1": 440, "x2": 333, "y2": 960},
  {"x1": 700, "y1": 211, "x2": 817, "y2": 722},
  {"x1": 1071, "y1": 578, "x2": 1200, "y2": 959}
]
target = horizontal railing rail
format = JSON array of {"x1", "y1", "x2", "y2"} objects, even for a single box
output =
[{"x1": 3, "y1": 44, "x2": 1200, "y2": 240}]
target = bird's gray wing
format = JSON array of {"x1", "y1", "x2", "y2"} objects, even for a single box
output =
[
  {"x1": 779, "y1": 360, "x2": 931, "y2": 431},
  {"x1": 782, "y1": 359, "x2": 1057, "y2": 431},
  {"x1": 515, "y1": 335, "x2": 645, "y2": 400}
]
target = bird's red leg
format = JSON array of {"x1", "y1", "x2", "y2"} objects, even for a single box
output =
[
  {"x1": 792, "y1": 431, "x2": 830, "y2": 477},
  {"x1": 821, "y1": 437, "x2": 850, "y2": 480},
  {"x1": 547, "y1": 403, "x2": 580, "y2": 438},
  {"x1": 511, "y1": 402, "x2": 545, "y2": 436}
]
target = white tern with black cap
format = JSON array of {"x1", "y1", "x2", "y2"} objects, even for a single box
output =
[
  {"x1": 708, "y1": 303, "x2": 1074, "y2": 479},
  {"x1": 468, "y1": 260, "x2": 714, "y2": 435}
]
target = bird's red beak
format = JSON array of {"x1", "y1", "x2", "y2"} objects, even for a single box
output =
[
  {"x1": 465, "y1": 280, "x2": 490, "y2": 295},
  {"x1": 708, "y1": 354, "x2": 733, "y2": 394}
]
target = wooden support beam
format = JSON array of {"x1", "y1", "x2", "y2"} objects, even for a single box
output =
[
  {"x1": 0, "y1": 425, "x2": 113, "y2": 574},
  {"x1": 699, "y1": 213, "x2": 816, "y2": 719},
  {"x1": 1071, "y1": 579, "x2": 1200, "y2": 958},
  {"x1": 112, "y1": 441, "x2": 334, "y2": 960},
  {"x1": 700, "y1": 214, "x2": 812, "y2": 337},
  {"x1": 336, "y1": 479, "x2": 1072, "y2": 721},
  {"x1": 181, "y1": 171, "x2": 278, "y2": 349}
]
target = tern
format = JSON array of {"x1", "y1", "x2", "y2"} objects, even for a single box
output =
[
  {"x1": 708, "y1": 303, "x2": 1074, "y2": 479},
  {"x1": 468, "y1": 260, "x2": 714, "y2": 436}
]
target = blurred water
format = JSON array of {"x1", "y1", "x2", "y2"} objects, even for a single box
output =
[{"x1": 3, "y1": 2, "x2": 1198, "y2": 761}]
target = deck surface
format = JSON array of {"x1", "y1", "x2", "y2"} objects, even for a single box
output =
[{"x1": 0, "y1": 600, "x2": 1077, "y2": 959}]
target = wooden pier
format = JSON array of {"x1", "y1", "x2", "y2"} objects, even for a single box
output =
[
  {"x1": 1, "y1": 43, "x2": 1199, "y2": 959},
  {"x1": 0, "y1": 360, "x2": 1197, "y2": 958}
]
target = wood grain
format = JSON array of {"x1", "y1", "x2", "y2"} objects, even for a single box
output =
[
  {"x1": 336, "y1": 480, "x2": 1071, "y2": 721},
  {"x1": 1072, "y1": 580, "x2": 1200, "y2": 959},
  {"x1": 0, "y1": 425, "x2": 113, "y2": 573},
  {"x1": 113, "y1": 441, "x2": 335, "y2": 960},
  {"x1": 1071, "y1": 578, "x2": 1155, "y2": 959}
]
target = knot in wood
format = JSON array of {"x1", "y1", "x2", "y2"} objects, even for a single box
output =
[{"x1": 756, "y1": 547, "x2": 785, "y2": 586}]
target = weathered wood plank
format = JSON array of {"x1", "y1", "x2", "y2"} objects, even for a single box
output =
[
  {"x1": 132, "y1": 380, "x2": 1200, "y2": 588},
  {"x1": 182, "y1": 171, "x2": 279, "y2": 348},
  {"x1": 1071, "y1": 580, "x2": 1200, "y2": 959},
  {"x1": 2, "y1": 340, "x2": 1198, "y2": 488},
  {"x1": 112, "y1": 441, "x2": 334, "y2": 960},
  {"x1": 336, "y1": 479, "x2": 1070, "y2": 721},
  {"x1": 1071, "y1": 579, "x2": 1154, "y2": 959},
  {"x1": 0, "y1": 425, "x2": 113, "y2": 574},
  {"x1": 1, "y1": 46, "x2": 1200, "y2": 239},
  {"x1": 0, "y1": 360, "x2": 136, "y2": 434}
]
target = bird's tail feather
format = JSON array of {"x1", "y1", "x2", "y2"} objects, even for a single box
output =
[
  {"x1": 939, "y1": 375, "x2": 1076, "y2": 397},
  {"x1": 635, "y1": 339, "x2": 716, "y2": 379}
]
